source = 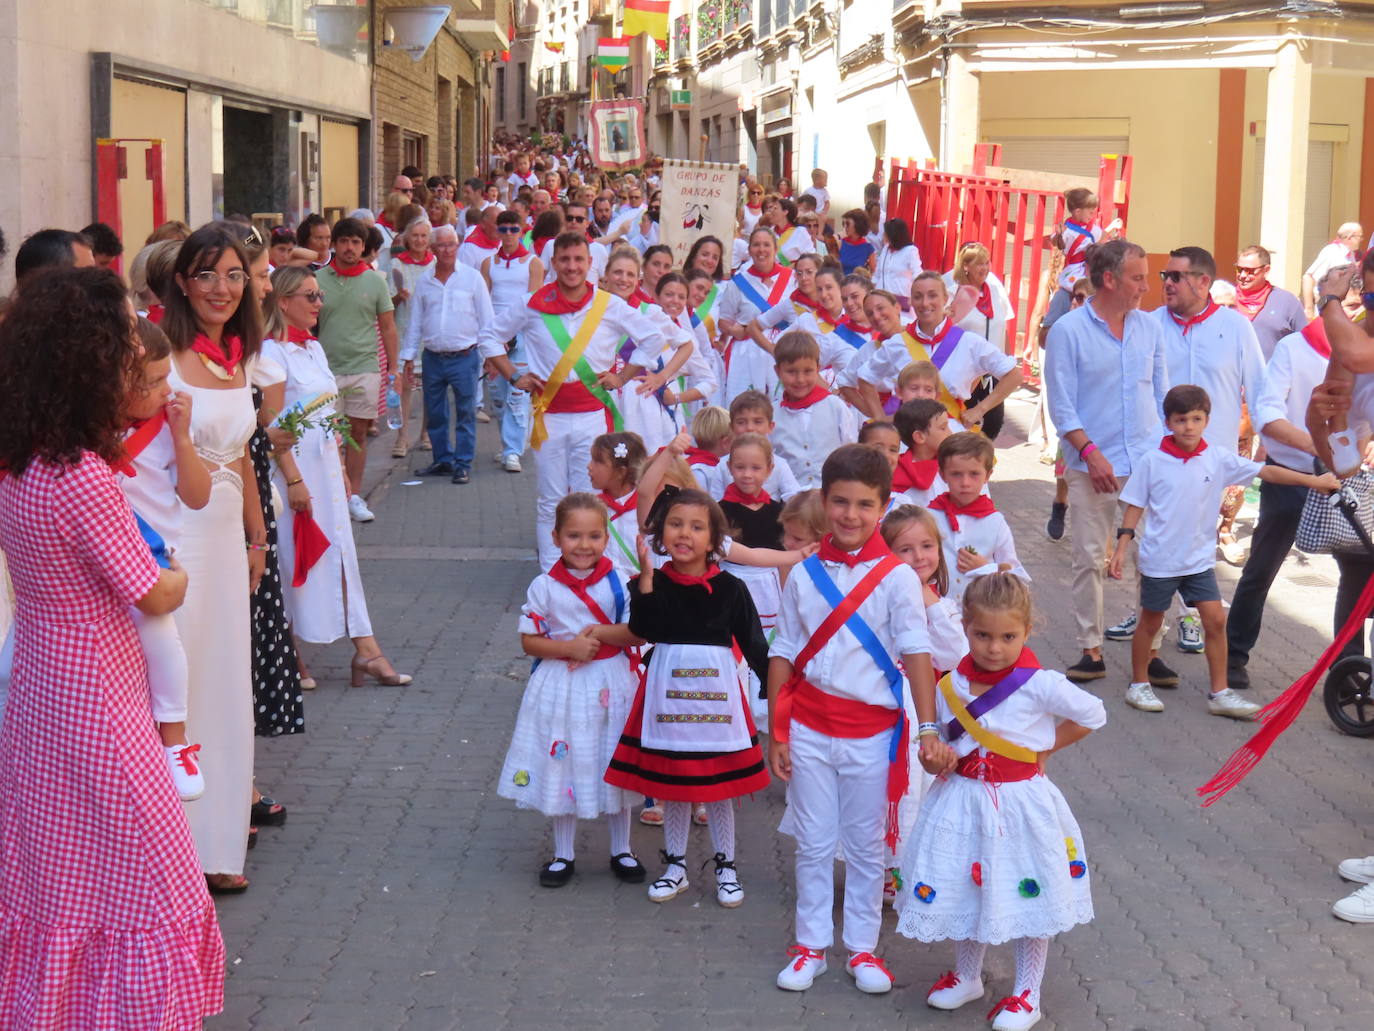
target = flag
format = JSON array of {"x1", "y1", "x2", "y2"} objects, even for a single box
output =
[
  {"x1": 544, "y1": 41, "x2": 564, "y2": 53},
  {"x1": 623, "y1": 0, "x2": 669, "y2": 44},
  {"x1": 597, "y1": 37, "x2": 630, "y2": 73}
]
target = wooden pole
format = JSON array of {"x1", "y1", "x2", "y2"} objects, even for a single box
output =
[{"x1": 698, "y1": 133, "x2": 708, "y2": 162}]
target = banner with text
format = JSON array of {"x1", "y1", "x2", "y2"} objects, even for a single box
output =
[{"x1": 658, "y1": 159, "x2": 740, "y2": 268}]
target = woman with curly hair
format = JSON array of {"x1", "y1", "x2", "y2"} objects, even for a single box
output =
[
  {"x1": 162, "y1": 222, "x2": 269, "y2": 894},
  {"x1": 0, "y1": 266, "x2": 225, "y2": 1027}
]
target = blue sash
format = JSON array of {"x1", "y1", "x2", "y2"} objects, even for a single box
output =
[
  {"x1": 733, "y1": 273, "x2": 788, "y2": 327},
  {"x1": 134, "y1": 511, "x2": 172, "y2": 570},
  {"x1": 832, "y1": 323, "x2": 869, "y2": 350}
]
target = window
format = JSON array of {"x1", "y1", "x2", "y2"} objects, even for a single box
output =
[
  {"x1": 496, "y1": 66, "x2": 507, "y2": 123},
  {"x1": 403, "y1": 132, "x2": 425, "y2": 172},
  {"x1": 517, "y1": 62, "x2": 528, "y2": 121}
]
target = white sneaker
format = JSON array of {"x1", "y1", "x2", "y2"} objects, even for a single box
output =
[
  {"x1": 926, "y1": 971, "x2": 984, "y2": 1010},
  {"x1": 503, "y1": 454, "x2": 522, "y2": 473},
  {"x1": 1333, "y1": 882, "x2": 1374, "y2": 923},
  {"x1": 990, "y1": 992, "x2": 1043, "y2": 1030},
  {"x1": 846, "y1": 952, "x2": 893, "y2": 994},
  {"x1": 166, "y1": 743, "x2": 205, "y2": 801},
  {"x1": 1104, "y1": 612, "x2": 1138, "y2": 641},
  {"x1": 776, "y1": 946, "x2": 827, "y2": 991},
  {"x1": 1338, "y1": 856, "x2": 1374, "y2": 883},
  {"x1": 1177, "y1": 613, "x2": 1204, "y2": 653},
  {"x1": 647, "y1": 858, "x2": 688, "y2": 903},
  {"x1": 347, "y1": 494, "x2": 375, "y2": 522},
  {"x1": 1208, "y1": 688, "x2": 1260, "y2": 720},
  {"x1": 1125, "y1": 682, "x2": 1164, "y2": 713},
  {"x1": 475, "y1": 408, "x2": 491, "y2": 423}
]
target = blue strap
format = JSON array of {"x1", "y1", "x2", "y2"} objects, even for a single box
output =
[
  {"x1": 801, "y1": 555, "x2": 905, "y2": 760},
  {"x1": 733, "y1": 276, "x2": 789, "y2": 329},
  {"x1": 608, "y1": 572, "x2": 625, "y2": 624},
  {"x1": 134, "y1": 511, "x2": 172, "y2": 570}
]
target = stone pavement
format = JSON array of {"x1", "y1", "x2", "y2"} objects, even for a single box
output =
[{"x1": 210, "y1": 394, "x2": 1374, "y2": 1031}]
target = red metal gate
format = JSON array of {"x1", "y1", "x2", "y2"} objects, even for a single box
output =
[{"x1": 95, "y1": 138, "x2": 167, "y2": 272}]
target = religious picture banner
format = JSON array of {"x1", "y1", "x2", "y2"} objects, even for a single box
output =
[
  {"x1": 589, "y1": 99, "x2": 646, "y2": 171},
  {"x1": 658, "y1": 159, "x2": 740, "y2": 268}
]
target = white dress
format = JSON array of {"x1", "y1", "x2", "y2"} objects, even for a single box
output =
[
  {"x1": 168, "y1": 355, "x2": 257, "y2": 876},
  {"x1": 262, "y1": 337, "x2": 373, "y2": 643},
  {"x1": 896, "y1": 667, "x2": 1105, "y2": 945},
  {"x1": 496, "y1": 568, "x2": 638, "y2": 818}
]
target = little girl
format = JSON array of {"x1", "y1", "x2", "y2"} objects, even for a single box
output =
[
  {"x1": 779, "y1": 489, "x2": 826, "y2": 560},
  {"x1": 896, "y1": 573, "x2": 1106, "y2": 1031},
  {"x1": 859, "y1": 421, "x2": 904, "y2": 513},
  {"x1": 604, "y1": 488, "x2": 770, "y2": 908},
  {"x1": 496, "y1": 493, "x2": 645, "y2": 888},
  {"x1": 586, "y1": 431, "x2": 648, "y2": 578}
]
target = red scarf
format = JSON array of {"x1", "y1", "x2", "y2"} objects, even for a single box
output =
[
  {"x1": 465, "y1": 225, "x2": 501, "y2": 250},
  {"x1": 599, "y1": 490, "x2": 637, "y2": 518},
  {"x1": 527, "y1": 282, "x2": 594, "y2": 314},
  {"x1": 113, "y1": 410, "x2": 169, "y2": 477},
  {"x1": 532, "y1": 236, "x2": 554, "y2": 258},
  {"x1": 628, "y1": 287, "x2": 656, "y2": 309},
  {"x1": 1169, "y1": 300, "x2": 1220, "y2": 335},
  {"x1": 748, "y1": 263, "x2": 782, "y2": 281},
  {"x1": 1233, "y1": 280, "x2": 1272, "y2": 320},
  {"x1": 841, "y1": 235, "x2": 868, "y2": 247},
  {"x1": 780, "y1": 385, "x2": 831, "y2": 410},
  {"x1": 745, "y1": 202, "x2": 762, "y2": 214},
  {"x1": 660, "y1": 562, "x2": 722, "y2": 594},
  {"x1": 548, "y1": 557, "x2": 623, "y2": 658},
  {"x1": 973, "y1": 282, "x2": 994, "y2": 320},
  {"x1": 328, "y1": 258, "x2": 367, "y2": 278},
  {"x1": 910, "y1": 318, "x2": 956, "y2": 344},
  {"x1": 957, "y1": 647, "x2": 1041, "y2": 684},
  {"x1": 191, "y1": 332, "x2": 244, "y2": 377},
  {"x1": 286, "y1": 326, "x2": 313, "y2": 345},
  {"x1": 892, "y1": 452, "x2": 938, "y2": 492},
  {"x1": 1300, "y1": 317, "x2": 1331, "y2": 358},
  {"x1": 817, "y1": 531, "x2": 890, "y2": 567},
  {"x1": 927, "y1": 491, "x2": 997, "y2": 531},
  {"x1": 397, "y1": 251, "x2": 435, "y2": 266},
  {"x1": 1160, "y1": 435, "x2": 1208, "y2": 462},
  {"x1": 837, "y1": 315, "x2": 874, "y2": 337},
  {"x1": 495, "y1": 243, "x2": 531, "y2": 265},
  {"x1": 684, "y1": 446, "x2": 720, "y2": 467},
  {"x1": 291, "y1": 511, "x2": 331, "y2": 587},
  {"x1": 722, "y1": 483, "x2": 771, "y2": 506},
  {"x1": 377, "y1": 216, "x2": 395, "y2": 231},
  {"x1": 145, "y1": 303, "x2": 165, "y2": 325},
  {"x1": 790, "y1": 290, "x2": 823, "y2": 314}
]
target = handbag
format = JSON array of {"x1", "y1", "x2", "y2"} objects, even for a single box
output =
[{"x1": 1296, "y1": 469, "x2": 1374, "y2": 555}]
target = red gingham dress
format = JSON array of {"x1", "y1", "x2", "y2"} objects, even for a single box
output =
[{"x1": 0, "y1": 455, "x2": 224, "y2": 1030}]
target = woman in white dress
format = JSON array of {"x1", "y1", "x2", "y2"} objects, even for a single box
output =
[
  {"x1": 945, "y1": 242, "x2": 1015, "y2": 354},
  {"x1": 387, "y1": 217, "x2": 435, "y2": 458},
  {"x1": 262, "y1": 266, "x2": 412, "y2": 688},
  {"x1": 160, "y1": 224, "x2": 266, "y2": 894}
]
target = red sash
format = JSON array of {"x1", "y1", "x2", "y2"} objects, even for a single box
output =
[
  {"x1": 956, "y1": 752, "x2": 1039, "y2": 783},
  {"x1": 112, "y1": 410, "x2": 169, "y2": 478},
  {"x1": 1300, "y1": 318, "x2": 1331, "y2": 358}
]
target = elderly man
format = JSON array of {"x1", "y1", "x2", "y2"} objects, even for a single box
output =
[
  {"x1": 401, "y1": 224, "x2": 495, "y2": 484},
  {"x1": 1303, "y1": 222, "x2": 1363, "y2": 317},
  {"x1": 1233, "y1": 244, "x2": 1306, "y2": 359},
  {"x1": 391, "y1": 174, "x2": 414, "y2": 200},
  {"x1": 1046, "y1": 240, "x2": 1168, "y2": 683}
]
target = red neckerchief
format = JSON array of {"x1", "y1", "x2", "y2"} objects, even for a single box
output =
[
  {"x1": 957, "y1": 647, "x2": 1041, "y2": 684},
  {"x1": 790, "y1": 290, "x2": 823, "y2": 314},
  {"x1": 684, "y1": 446, "x2": 720, "y2": 467},
  {"x1": 145, "y1": 303, "x2": 165, "y2": 325},
  {"x1": 527, "y1": 282, "x2": 594, "y2": 314},
  {"x1": 397, "y1": 251, "x2": 434, "y2": 266},
  {"x1": 974, "y1": 282, "x2": 994, "y2": 320},
  {"x1": 660, "y1": 562, "x2": 722, "y2": 594},
  {"x1": 377, "y1": 216, "x2": 395, "y2": 231},
  {"x1": 1234, "y1": 280, "x2": 1273, "y2": 320},
  {"x1": 748, "y1": 263, "x2": 781, "y2": 281},
  {"x1": 841, "y1": 235, "x2": 868, "y2": 247},
  {"x1": 780, "y1": 385, "x2": 831, "y2": 410},
  {"x1": 745, "y1": 203, "x2": 762, "y2": 214},
  {"x1": 892, "y1": 452, "x2": 938, "y2": 492},
  {"x1": 547, "y1": 558, "x2": 622, "y2": 657},
  {"x1": 112, "y1": 409, "x2": 169, "y2": 477},
  {"x1": 628, "y1": 287, "x2": 656, "y2": 309},
  {"x1": 817, "y1": 531, "x2": 890, "y2": 567},
  {"x1": 465, "y1": 225, "x2": 501, "y2": 250},
  {"x1": 191, "y1": 332, "x2": 244, "y2": 376},
  {"x1": 1169, "y1": 300, "x2": 1221, "y2": 335},
  {"x1": 1300, "y1": 317, "x2": 1331, "y2": 358},
  {"x1": 910, "y1": 318, "x2": 956, "y2": 344},
  {"x1": 532, "y1": 236, "x2": 554, "y2": 258},
  {"x1": 837, "y1": 314, "x2": 875, "y2": 337},
  {"x1": 286, "y1": 326, "x2": 313, "y2": 345},
  {"x1": 1160, "y1": 435, "x2": 1209, "y2": 462},
  {"x1": 722, "y1": 482, "x2": 771, "y2": 506},
  {"x1": 927, "y1": 491, "x2": 997, "y2": 531},
  {"x1": 494, "y1": 243, "x2": 530, "y2": 265},
  {"x1": 328, "y1": 258, "x2": 367, "y2": 278},
  {"x1": 599, "y1": 490, "x2": 637, "y2": 518}
]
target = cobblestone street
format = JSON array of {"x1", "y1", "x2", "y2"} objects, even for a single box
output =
[{"x1": 209, "y1": 395, "x2": 1374, "y2": 1031}]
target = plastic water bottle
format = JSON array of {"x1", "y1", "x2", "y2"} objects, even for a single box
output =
[{"x1": 385, "y1": 384, "x2": 402, "y2": 430}]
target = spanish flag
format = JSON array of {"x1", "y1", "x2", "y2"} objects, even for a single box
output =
[
  {"x1": 623, "y1": 0, "x2": 669, "y2": 44},
  {"x1": 544, "y1": 41, "x2": 564, "y2": 53}
]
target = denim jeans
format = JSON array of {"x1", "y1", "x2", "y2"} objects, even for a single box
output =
[
  {"x1": 489, "y1": 338, "x2": 530, "y2": 460},
  {"x1": 422, "y1": 348, "x2": 479, "y2": 470}
]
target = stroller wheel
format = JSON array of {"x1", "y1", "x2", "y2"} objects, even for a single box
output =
[{"x1": 1323, "y1": 655, "x2": 1374, "y2": 737}]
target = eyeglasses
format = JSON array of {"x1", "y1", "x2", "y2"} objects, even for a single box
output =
[
  {"x1": 497, "y1": 225, "x2": 524, "y2": 234},
  {"x1": 286, "y1": 290, "x2": 324, "y2": 303},
  {"x1": 566, "y1": 214, "x2": 587, "y2": 223},
  {"x1": 399, "y1": 188, "x2": 414, "y2": 195},
  {"x1": 1158, "y1": 269, "x2": 1204, "y2": 284},
  {"x1": 1234, "y1": 264, "x2": 1268, "y2": 274},
  {"x1": 189, "y1": 269, "x2": 248, "y2": 289}
]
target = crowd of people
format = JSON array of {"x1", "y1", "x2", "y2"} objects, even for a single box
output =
[{"x1": 2, "y1": 133, "x2": 1374, "y2": 1028}]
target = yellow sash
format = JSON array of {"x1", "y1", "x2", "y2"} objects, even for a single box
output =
[
  {"x1": 937, "y1": 673, "x2": 1039, "y2": 763},
  {"x1": 530, "y1": 290, "x2": 612, "y2": 450},
  {"x1": 900, "y1": 331, "x2": 964, "y2": 422}
]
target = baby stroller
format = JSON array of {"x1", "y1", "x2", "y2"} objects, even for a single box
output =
[{"x1": 1317, "y1": 474, "x2": 1374, "y2": 736}]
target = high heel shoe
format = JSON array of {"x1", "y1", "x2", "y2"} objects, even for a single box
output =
[{"x1": 350, "y1": 654, "x2": 413, "y2": 687}]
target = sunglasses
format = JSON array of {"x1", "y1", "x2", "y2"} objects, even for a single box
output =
[
  {"x1": 566, "y1": 214, "x2": 588, "y2": 223},
  {"x1": 1234, "y1": 264, "x2": 1268, "y2": 274},
  {"x1": 399, "y1": 188, "x2": 414, "y2": 195},
  {"x1": 1158, "y1": 269, "x2": 1204, "y2": 284},
  {"x1": 497, "y1": 225, "x2": 524, "y2": 234},
  {"x1": 287, "y1": 291, "x2": 324, "y2": 303}
]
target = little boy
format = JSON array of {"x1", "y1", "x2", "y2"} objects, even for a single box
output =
[
  {"x1": 927, "y1": 432, "x2": 1028, "y2": 602},
  {"x1": 1043, "y1": 187, "x2": 1122, "y2": 331},
  {"x1": 726, "y1": 391, "x2": 802, "y2": 501},
  {"x1": 1108, "y1": 384, "x2": 1337, "y2": 718},
  {"x1": 768, "y1": 444, "x2": 952, "y2": 995},
  {"x1": 801, "y1": 168, "x2": 831, "y2": 230},
  {"x1": 771, "y1": 331, "x2": 858, "y2": 489},
  {"x1": 684, "y1": 405, "x2": 732, "y2": 495},
  {"x1": 892, "y1": 399, "x2": 953, "y2": 506}
]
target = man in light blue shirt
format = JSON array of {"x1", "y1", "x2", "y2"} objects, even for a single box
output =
[{"x1": 1046, "y1": 239, "x2": 1168, "y2": 681}]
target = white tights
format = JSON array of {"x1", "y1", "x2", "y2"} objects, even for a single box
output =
[
  {"x1": 661, "y1": 800, "x2": 736, "y2": 864},
  {"x1": 954, "y1": 936, "x2": 1050, "y2": 1006},
  {"x1": 548, "y1": 808, "x2": 634, "y2": 870}
]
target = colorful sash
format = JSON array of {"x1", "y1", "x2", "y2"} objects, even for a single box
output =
[
  {"x1": 776, "y1": 226, "x2": 800, "y2": 266},
  {"x1": 531, "y1": 290, "x2": 619, "y2": 449},
  {"x1": 732, "y1": 267, "x2": 792, "y2": 318},
  {"x1": 695, "y1": 282, "x2": 719, "y2": 340},
  {"x1": 900, "y1": 323, "x2": 965, "y2": 419},
  {"x1": 937, "y1": 673, "x2": 1039, "y2": 763},
  {"x1": 832, "y1": 321, "x2": 870, "y2": 350},
  {"x1": 943, "y1": 667, "x2": 1037, "y2": 744}
]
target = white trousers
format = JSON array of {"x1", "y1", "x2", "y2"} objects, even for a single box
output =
[
  {"x1": 533, "y1": 410, "x2": 604, "y2": 570},
  {"x1": 788, "y1": 721, "x2": 889, "y2": 954},
  {"x1": 129, "y1": 606, "x2": 189, "y2": 724}
]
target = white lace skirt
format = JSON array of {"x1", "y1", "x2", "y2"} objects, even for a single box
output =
[{"x1": 895, "y1": 772, "x2": 1094, "y2": 944}]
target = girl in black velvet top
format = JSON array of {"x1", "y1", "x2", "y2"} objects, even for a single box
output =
[{"x1": 604, "y1": 487, "x2": 769, "y2": 910}]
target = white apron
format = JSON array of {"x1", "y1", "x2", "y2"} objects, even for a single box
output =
[{"x1": 640, "y1": 642, "x2": 752, "y2": 753}]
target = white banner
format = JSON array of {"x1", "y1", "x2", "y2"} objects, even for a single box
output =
[{"x1": 658, "y1": 159, "x2": 740, "y2": 269}]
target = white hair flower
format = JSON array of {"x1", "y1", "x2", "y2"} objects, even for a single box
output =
[{"x1": 613, "y1": 442, "x2": 629, "y2": 459}]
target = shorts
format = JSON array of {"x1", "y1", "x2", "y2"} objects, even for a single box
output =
[
  {"x1": 1139, "y1": 570, "x2": 1220, "y2": 612},
  {"x1": 334, "y1": 372, "x2": 382, "y2": 420},
  {"x1": 1041, "y1": 287, "x2": 1072, "y2": 330}
]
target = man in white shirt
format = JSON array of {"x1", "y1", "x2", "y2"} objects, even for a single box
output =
[
  {"x1": 1303, "y1": 222, "x2": 1363, "y2": 317},
  {"x1": 401, "y1": 224, "x2": 495, "y2": 484}
]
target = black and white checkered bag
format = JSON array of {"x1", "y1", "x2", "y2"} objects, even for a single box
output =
[{"x1": 1296, "y1": 470, "x2": 1374, "y2": 555}]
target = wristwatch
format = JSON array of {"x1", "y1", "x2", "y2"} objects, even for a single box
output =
[
  {"x1": 1317, "y1": 293, "x2": 1344, "y2": 313},
  {"x1": 1116, "y1": 527, "x2": 1136, "y2": 539},
  {"x1": 508, "y1": 374, "x2": 522, "y2": 388}
]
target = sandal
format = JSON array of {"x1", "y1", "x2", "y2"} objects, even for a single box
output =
[
  {"x1": 247, "y1": 826, "x2": 258, "y2": 850},
  {"x1": 206, "y1": 873, "x2": 249, "y2": 895},
  {"x1": 639, "y1": 804, "x2": 664, "y2": 826},
  {"x1": 692, "y1": 803, "x2": 708, "y2": 826},
  {"x1": 299, "y1": 674, "x2": 317, "y2": 690},
  {"x1": 391, "y1": 436, "x2": 409, "y2": 459},
  {"x1": 351, "y1": 654, "x2": 413, "y2": 687},
  {"x1": 251, "y1": 796, "x2": 287, "y2": 826}
]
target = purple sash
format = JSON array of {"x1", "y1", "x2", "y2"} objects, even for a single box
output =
[
  {"x1": 928, "y1": 324, "x2": 964, "y2": 370},
  {"x1": 945, "y1": 666, "x2": 1037, "y2": 742}
]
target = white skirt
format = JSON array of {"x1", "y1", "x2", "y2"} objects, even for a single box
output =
[
  {"x1": 496, "y1": 653, "x2": 637, "y2": 818},
  {"x1": 895, "y1": 771, "x2": 1094, "y2": 944}
]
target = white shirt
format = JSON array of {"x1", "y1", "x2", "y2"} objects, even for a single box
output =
[
  {"x1": 776, "y1": 226, "x2": 812, "y2": 265},
  {"x1": 519, "y1": 566, "x2": 632, "y2": 640},
  {"x1": 459, "y1": 229, "x2": 501, "y2": 270},
  {"x1": 875, "y1": 244, "x2": 922, "y2": 299},
  {"x1": 400, "y1": 263, "x2": 496, "y2": 361},
  {"x1": 771, "y1": 551, "x2": 931, "y2": 709},
  {"x1": 484, "y1": 250, "x2": 536, "y2": 315},
  {"x1": 717, "y1": 266, "x2": 795, "y2": 401},
  {"x1": 1045, "y1": 300, "x2": 1168, "y2": 476},
  {"x1": 1258, "y1": 328, "x2": 1326, "y2": 471},
  {"x1": 924, "y1": 597, "x2": 966, "y2": 674},
  {"x1": 928, "y1": 503, "x2": 1028, "y2": 604},
  {"x1": 770, "y1": 394, "x2": 858, "y2": 489},
  {"x1": 943, "y1": 271, "x2": 1015, "y2": 354},
  {"x1": 937, "y1": 669, "x2": 1106, "y2": 758},
  {"x1": 507, "y1": 170, "x2": 540, "y2": 193},
  {"x1": 1120, "y1": 443, "x2": 1262, "y2": 577},
  {"x1": 699, "y1": 454, "x2": 802, "y2": 503},
  {"x1": 1057, "y1": 221, "x2": 1102, "y2": 291},
  {"x1": 1306, "y1": 240, "x2": 1356, "y2": 283},
  {"x1": 741, "y1": 205, "x2": 764, "y2": 236},
  {"x1": 859, "y1": 320, "x2": 1017, "y2": 399},
  {"x1": 801, "y1": 185, "x2": 830, "y2": 215},
  {"x1": 119, "y1": 425, "x2": 181, "y2": 550},
  {"x1": 755, "y1": 307, "x2": 855, "y2": 375}
]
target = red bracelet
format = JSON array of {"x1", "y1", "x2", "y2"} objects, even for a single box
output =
[{"x1": 1079, "y1": 442, "x2": 1098, "y2": 459}]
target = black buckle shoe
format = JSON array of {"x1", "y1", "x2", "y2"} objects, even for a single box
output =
[
  {"x1": 539, "y1": 857, "x2": 576, "y2": 888},
  {"x1": 609, "y1": 852, "x2": 646, "y2": 883}
]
